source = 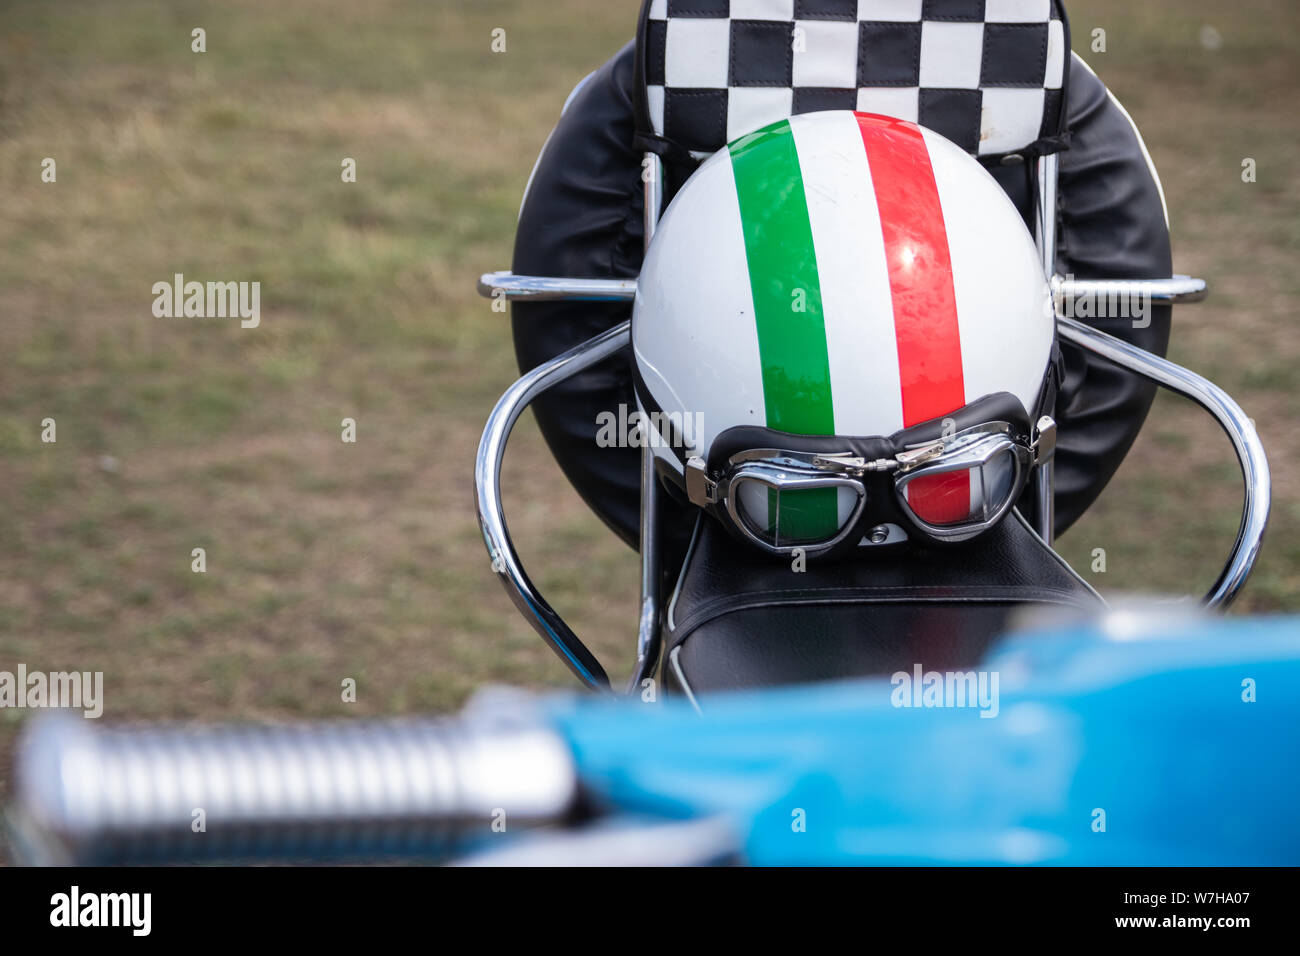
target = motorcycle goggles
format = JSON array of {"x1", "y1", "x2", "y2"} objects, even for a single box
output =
[{"x1": 684, "y1": 392, "x2": 1057, "y2": 558}]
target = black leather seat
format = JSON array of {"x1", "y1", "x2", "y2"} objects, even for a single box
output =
[{"x1": 661, "y1": 511, "x2": 1102, "y2": 700}]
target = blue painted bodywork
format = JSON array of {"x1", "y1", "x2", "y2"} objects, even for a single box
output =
[{"x1": 550, "y1": 617, "x2": 1300, "y2": 864}]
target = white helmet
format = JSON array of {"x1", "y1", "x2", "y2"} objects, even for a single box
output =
[{"x1": 632, "y1": 111, "x2": 1057, "y2": 555}]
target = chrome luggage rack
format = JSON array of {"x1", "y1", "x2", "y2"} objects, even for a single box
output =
[{"x1": 475, "y1": 153, "x2": 1270, "y2": 692}]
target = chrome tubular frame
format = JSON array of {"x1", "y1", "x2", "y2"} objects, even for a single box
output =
[
  {"x1": 1033, "y1": 152, "x2": 1059, "y2": 544},
  {"x1": 474, "y1": 154, "x2": 667, "y2": 696},
  {"x1": 1053, "y1": 274, "x2": 1208, "y2": 306},
  {"x1": 629, "y1": 152, "x2": 665, "y2": 694},
  {"x1": 643, "y1": 152, "x2": 663, "y2": 248},
  {"x1": 476, "y1": 153, "x2": 1263, "y2": 685},
  {"x1": 1056, "y1": 317, "x2": 1269, "y2": 608},
  {"x1": 474, "y1": 320, "x2": 632, "y2": 692},
  {"x1": 475, "y1": 271, "x2": 1207, "y2": 312},
  {"x1": 477, "y1": 272, "x2": 636, "y2": 303}
]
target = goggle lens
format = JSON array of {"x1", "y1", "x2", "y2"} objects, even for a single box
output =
[
  {"x1": 732, "y1": 479, "x2": 860, "y2": 549},
  {"x1": 900, "y1": 442, "x2": 1018, "y2": 528}
]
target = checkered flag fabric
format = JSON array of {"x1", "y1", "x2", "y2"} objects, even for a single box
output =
[{"x1": 637, "y1": 0, "x2": 1069, "y2": 160}]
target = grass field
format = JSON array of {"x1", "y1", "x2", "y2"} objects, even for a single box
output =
[{"x1": 0, "y1": 0, "x2": 1297, "y2": 858}]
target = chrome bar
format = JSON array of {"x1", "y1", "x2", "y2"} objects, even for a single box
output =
[
  {"x1": 1034, "y1": 459, "x2": 1055, "y2": 545},
  {"x1": 12, "y1": 706, "x2": 577, "y2": 865},
  {"x1": 1034, "y1": 153, "x2": 1060, "y2": 543},
  {"x1": 643, "y1": 151, "x2": 663, "y2": 250},
  {"x1": 627, "y1": 152, "x2": 666, "y2": 696},
  {"x1": 1055, "y1": 316, "x2": 1270, "y2": 608},
  {"x1": 475, "y1": 271, "x2": 1208, "y2": 313},
  {"x1": 1053, "y1": 274, "x2": 1209, "y2": 309},
  {"x1": 628, "y1": 445, "x2": 663, "y2": 695},
  {"x1": 475, "y1": 321, "x2": 633, "y2": 691},
  {"x1": 477, "y1": 272, "x2": 637, "y2": 303},
  {"x1": 1035, "y1": 153, "x2": 1059, "y2": 281}
]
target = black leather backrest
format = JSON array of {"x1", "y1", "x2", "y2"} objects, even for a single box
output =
[{"x1": 634, "y1": 0, "x2": 1070, "y2": 163}]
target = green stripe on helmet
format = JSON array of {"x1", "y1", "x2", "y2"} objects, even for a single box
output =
[
  {"x1": 730, "y1": 119, "x2": 838, "y2": 542},
  {"x1": 729, "y1": 119, "x2": 835, "y2": 435}
]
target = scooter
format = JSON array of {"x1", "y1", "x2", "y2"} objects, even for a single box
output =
[
  {"x1": 5, "y1": 2, "x2": 1283, "y2": 867},
  {"x1": 11, "y1": 610, "x2": 1300, "y2": 865}
]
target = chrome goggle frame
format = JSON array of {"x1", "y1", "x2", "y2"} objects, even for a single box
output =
[{"x1": 687, "y1": 418, "x2": 1056, "y2": 557}]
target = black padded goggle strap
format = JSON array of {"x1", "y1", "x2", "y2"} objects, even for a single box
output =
[{"x1": 705, "y1": 391, "x2": 1033, "y2": 475}]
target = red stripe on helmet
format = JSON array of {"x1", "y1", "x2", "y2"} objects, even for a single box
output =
[{"x1": 856, "y1": 112, "x2": 968, "y2": 523}]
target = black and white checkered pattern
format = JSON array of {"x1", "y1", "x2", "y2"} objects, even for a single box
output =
[{"x1": 637, "y1": 0, "x2": 1069, "y2": 159}]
